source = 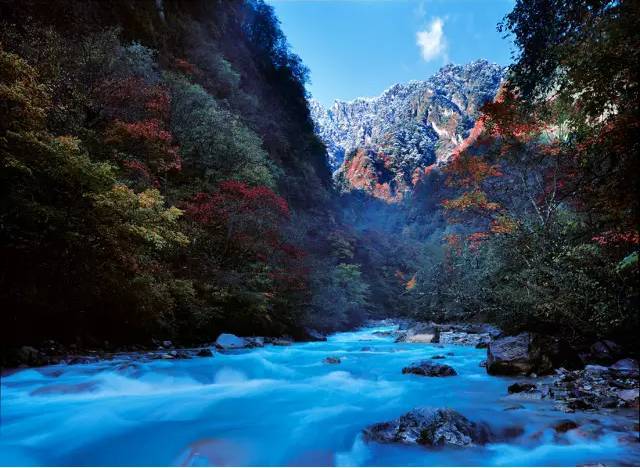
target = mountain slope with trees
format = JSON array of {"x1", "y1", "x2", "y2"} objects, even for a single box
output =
[{"x1": 0, "y1": 0, "x2": 372, "y2": 354}]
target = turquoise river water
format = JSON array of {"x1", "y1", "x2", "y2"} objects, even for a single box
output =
[{"x1": 1, "y1": 325, "x2": 639, "y2": 466}]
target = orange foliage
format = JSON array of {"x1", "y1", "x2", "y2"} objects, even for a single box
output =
[
  {"x1": 442, "y1": 190, "x2": 500, "y2": 212},
  {"x1": 467, "y1": 231, "x2": 490, "y2": 251},
  {"x1": 490, "y1": 216, "x2": 518, "y2": 235},
  {"x1": 405, "y1": 273, "x2": 417, "y2": 291}
]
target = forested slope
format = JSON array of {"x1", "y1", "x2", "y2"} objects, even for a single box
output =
[{"x1": 0, "y1": 0, "x2": 368, "y2": 351}]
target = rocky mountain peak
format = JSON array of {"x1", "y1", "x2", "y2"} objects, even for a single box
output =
[{"x1": 310, "y1": 60, "x2": 504, "y2": 202}]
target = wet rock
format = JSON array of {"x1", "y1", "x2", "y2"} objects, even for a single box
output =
[
  {"x1": 215, "y1": 333, "x2": 249, "y2": 350},
  {"x1": 215, "y1": 333, "x2": 249, "y2": 349},
  {"x1": 497, "y1": 425, "x2": 526, "y2": 440},
  {"x1": 402, "y1": 361, "x2": 457, "y2": 377},
  {"x1": 269, "y1": 338, "x2": 293, "y2": 346},
  {"x1": 507, "y1": 382, "x2": 537, "y2": 394},
  {"x1": 363, "y1": 408, "x2": 491, "y2": 447},
  {"x1": 554, "y1": 419, "x2": 579, "y2": 433},
  {"x1": 162, "y1": 340, "x2": 173, "y2": 348},
  {"x1": 245, "y1": 337, "x2": 265, "y2": 348},
  {"x1": 297, "y1": 328, "x2": 327, "y2": 342},
  {"x1": 373, "y1": 330, "x2": 394, "y2": 337},
  {"x1": 323, "y1": 357, "x2": 341, "y2": 365},
  {"x1": 553, "y1": 365, "x2": 639, "y2": 411},
  {"x1": 609, "y1": 358, "x2": 639, "y2": 378},
  {"x1": 479, "y1": 360, "x2": 487, "y2": 368},
  {"x1": 431, "y1": 355, "x2": 446, "y2": 360},
  {"x1": 31, "y1": 381, "x2": 99, "y2": 396},
  {"x1": 196, "y1": 348, "x2": 213, "y2": 357},
  {"x1": 503, "y1": 404, "x2": 525, "y2": 411},
  {"x1": 616, "y1": 389, "x2": 639, "y2": 406}
]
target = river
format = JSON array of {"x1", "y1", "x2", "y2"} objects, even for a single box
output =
[{"x1": 1, "y1": 325, "x2": 638, "y2": 466}]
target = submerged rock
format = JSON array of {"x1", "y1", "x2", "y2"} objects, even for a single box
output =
[
  {"x1": 363, "y1": 408, "x2": 491, "y2": 447},
  {"x1": 508, "y1": 382, "x2": 537, "y2": 394},
  {"x1": 402, "y1": 361, "x2": 457, "y2": 377},
  {"x1": 298, "y1": 328, "x2": 327, "y2": 342},
  {"x1": 554, "y1": 419, "x2": 579, "y2": 433},
  {"x1": 323, "y1": 356, "x2": 341, "y2": 364}
]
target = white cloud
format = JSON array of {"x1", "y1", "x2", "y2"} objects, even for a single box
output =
[{"x1": 416, "y1": 17, "x2": 447, "y2": 62}]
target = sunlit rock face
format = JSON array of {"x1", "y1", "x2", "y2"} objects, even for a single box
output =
[{"x1": 310, "y1": 60, "x2": 504, "y2": 202}]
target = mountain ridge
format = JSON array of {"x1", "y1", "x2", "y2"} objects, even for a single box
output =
[{"x1": 310, "y1": 60, "x2": 504, "y2": 202}]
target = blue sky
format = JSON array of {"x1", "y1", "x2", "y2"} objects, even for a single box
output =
[{"x1": 266, "y1": 0, "x2": 516, "y2": 106}]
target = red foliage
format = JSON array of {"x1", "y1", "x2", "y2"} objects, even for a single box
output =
[
  {"x1": 98, "y1": 77, "x2": 171, "y2": 121},
  {"x1": 592, "y1": 230, "x2": 640, "y2": 247},
  {"x1": 174, "y1": 58, "x2": 202, "y2": 77},
  {"x1": 106, "y1": 118, "x2": 181, "y2": 173},
  {"x1": 185, "y1": 181, "x2": 289, "y2": 225},
  {"x1": 122, "y1": 159, "x2": 157, "y2": 185},
  {"x1": 184, "y1": 181, "x2": 307, "y2": 296}
]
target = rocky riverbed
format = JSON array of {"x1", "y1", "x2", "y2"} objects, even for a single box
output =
[{"x1": 1, "y1": 324, "x2": 638, "y2": 466}]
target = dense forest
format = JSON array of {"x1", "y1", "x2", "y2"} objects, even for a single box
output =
[
  {"x1": 1, "y1": 0, "x2": 638, "y2": 359},
  {"x1": 0, "y1": 0, "x2": 371, "y2": 350}
]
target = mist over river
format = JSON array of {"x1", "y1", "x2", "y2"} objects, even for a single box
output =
[{"x1": 1, "y1": 325, "x2": 638, "y2": 466}]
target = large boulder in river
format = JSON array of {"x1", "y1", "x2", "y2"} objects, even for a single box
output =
[
  {"x1": 486, "y1": 333, "x2": 581, "y2": 376},
  {"x1": 486, "y1": 333, "x2": 532, "y2": 375},
  {"x1": 363, "y1": 408, "x2": 491, "y2": 447},
  {"x1": 215, "y1": 333, "x2": 249, "y2": 350},
  {"x1": 402, "y1": 361, "x2": 457, "y2": 377}
]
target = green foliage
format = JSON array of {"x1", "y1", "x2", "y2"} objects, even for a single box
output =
[
  {"x1": 166, "y1": 73, "x2": 277, "y2": 189},
  {"x1": 308, "y1": 263, "x2": 370, "y2": 331}
]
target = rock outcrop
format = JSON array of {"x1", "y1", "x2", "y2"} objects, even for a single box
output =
[
  {"x1": 363, "y1": 408, "x2": 491, "y2": 447},
  {"x1": 402, "y1": 361, "x2": 457, "y2": 377},
  {"x1": 486, "y1": 333, "x2": 581, "y2": 376}
]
